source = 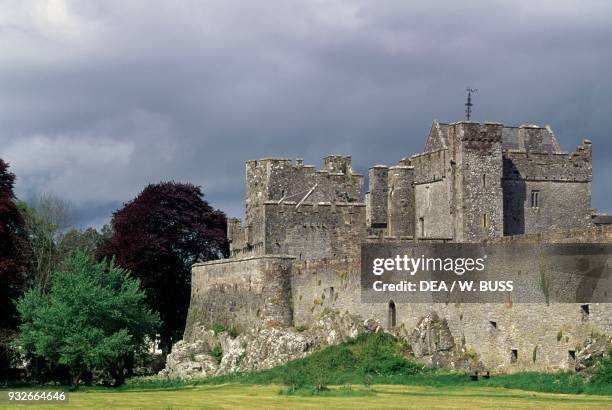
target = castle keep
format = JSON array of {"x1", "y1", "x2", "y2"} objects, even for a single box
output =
[{"x1": 185, "y1": 120, "x2": 610, "y2": 373}]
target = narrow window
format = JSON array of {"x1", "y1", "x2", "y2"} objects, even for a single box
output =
[
  {"x1": 388, "y1": 300, "x2": 397, "y2": 328},
  {"x1": 530, "y1": 190, "x2": 540, "y2": 208},
  {"x1": 568, "y1": 350, "x2": 576, "y2": 363},
  {"x1": 581, "y1": 304, "x2": 589, "y2": 321},
  {"x1": 482, "y1": 173, "x2": 486, "y2": 188},
  {"x1": 483, "y1": 213, "x2": 488, "y2": 228},
  {"x1": 419, "y1": 217, "x2": 425, "y2": 237},
  {"x1": 510, "y1": 349, "x2": 518, "y2": 364}
]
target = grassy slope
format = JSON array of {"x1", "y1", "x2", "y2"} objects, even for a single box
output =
[{"x1": 123, "y1": 332, "x2": 612, "y2": 396}]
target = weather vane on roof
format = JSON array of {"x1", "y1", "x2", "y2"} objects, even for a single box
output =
[{"x1": 465, "y1": 88, "x2": 477, "y2": 121}]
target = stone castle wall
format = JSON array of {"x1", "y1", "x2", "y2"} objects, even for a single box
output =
[
  {"x1": 262, "y1": 202, "x2": 366, "y2": 261},
  {"x1": 184, "y1": 255, "x2": 294, "y2": 342},
  {"x1": 186, "y1": 225, "x2": 612, "y2": 372},
  {"x1": 502, "y1": 141, "x2": 592, "y2": 235}
]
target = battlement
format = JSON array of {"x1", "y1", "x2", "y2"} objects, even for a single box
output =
[
  {"x1": 503, "y1": 140, "x2": 592, "y2": 182},
  {"x1": 448, "y1": 121, "x2": 504, "y2": 146},
  {"x1": 232, "y1": 119, "x2": 592, "y2": 256},
  {"x1": 262, "y1": 201, "x2": 366, "y2": 260}
]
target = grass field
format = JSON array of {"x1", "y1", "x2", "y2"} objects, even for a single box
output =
[
  {"x1": 3, "y1": 384, "x2": 612, "y2": 409},
  {"x1": 3, "y1": 333, "x2": 609, "y2": 408}
]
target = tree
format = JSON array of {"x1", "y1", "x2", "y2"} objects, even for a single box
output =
[
  {"x1": 18, "y1": 195, "x2": 109, "y2": 292},
  {"x1": 0, "y1": 159, "x2": 30, "y2": 381},
  {"x1": 36, "y1": 193, "x2": 74, "y2": 240},
  {"x1": 17, "y1": 252, "x2": 160, "y2": 387},
  {"x1": 58, "y1": 226, "x2": 112, "y2": 259},
  {"x1": 97, "y1": 182, "x2": 228, "y2": 355},
  {"x1": 17, "y1": 201, "x2": 58, "y2": 291}
]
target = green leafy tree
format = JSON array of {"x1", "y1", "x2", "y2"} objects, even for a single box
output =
[
  {"x1": 18, "y1": 196, "x2": 110, "y2": 292},
  {"x1": 58, "y1": 226, "x2": 112, "y2": 259},
  {"x1": 16, "y1": 252, "x2": 160, "y2": 387}
]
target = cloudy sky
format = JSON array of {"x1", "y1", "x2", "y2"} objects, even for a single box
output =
[{"x1": 1, "y1": 0, "x2": 611, "y2": 227}]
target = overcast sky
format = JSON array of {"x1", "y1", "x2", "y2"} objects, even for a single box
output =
[{"x1": 1, "y1": 0, "x2": 611, "y2": 227}]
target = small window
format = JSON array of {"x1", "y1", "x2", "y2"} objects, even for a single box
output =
[
  {"x1": 489, "y1": 321, "x2": 497, "y2": 330},
  {"x1": 483, "y1": 213, "x2": 488, "y2": 228},
  {"x1": 388, "y1": 300, "x2": 397, "y2": 328},
  {"x1": 581, "y1": 304, "x2": 589, "y2": 321},
  {"x1": 568, "y1": 350, "x2": 576, "y2": 362},
  {"x1": 482, "y1": 173, "x2": 486, "y2": 188},
  {"x1": 530, "y1": 190, "x2": 540, "y2": 208},
  {"x1": 419, "y1": 217, "x2": 425, "y2": 237},
  {"x1": 510, "y1": 349, "x2": 518, "y2": 364}
]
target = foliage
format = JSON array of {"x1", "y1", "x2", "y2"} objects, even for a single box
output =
[
  {"x1": 281, "y1": 364, "x2": 308, "y2": 391},
  {"x1": 0, "y1": 159, "x2": 30, "y2": 381},
  {"x1": 590, "y1": 348, "x2": 612, "y2": 385},
  {"x1": 16, "y1": 252, "x2": 160, "y2": 387},
  {"x1": 58, "y1": 226, "x2": 112, "y2": 260},
  {"x1": 0, "y1": 160, "x2": 30, "y2": 323},
  {"x1": 97, "y1": 182, "x2": 228, "y2": 354},
  {"x1": 211, "y1": 324, "x2": 226, "y2": 335},
  {"x1": 210, "y1": 345, "x2": 223, "y2": 365},
  {"x1": 17, "y1": 194, "x2": 110, "y2": 293},
  {"x1": 18, "y1": 193, "x2": 75, "y2": 290}
]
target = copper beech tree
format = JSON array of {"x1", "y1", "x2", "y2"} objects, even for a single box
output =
[
  {"x1": 97, "y1": 182, "x2": 228, "y2": 355},
  {"x1": 0, "y1": 159, "x2": 30, "y2": 380}
]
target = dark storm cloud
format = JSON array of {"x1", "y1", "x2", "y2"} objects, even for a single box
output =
[{"x1": 1, "y1": 0, "x2": 611, "y2": 226}]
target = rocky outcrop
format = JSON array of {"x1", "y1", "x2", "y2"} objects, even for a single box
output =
[
  {"x1": 408, "y1": 312, "x2": 455, "y2": 356},
  {"x1": 160, "y1": 340, "x2": 220, "y2": 379},
  {"x1": 394, "y1": 312, "x2": 483, "y2": 372},
  {"x1": 160, "y1": 311, "x2": 375, "y2": 379},
  {"x1": 160, "y1": 310, "x2": 491, "y2": 380},
  {"x1": 575, "y1": 335, "x2": 612, "y2": 373}
]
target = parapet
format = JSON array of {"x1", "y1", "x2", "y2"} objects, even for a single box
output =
[
  {"x1": 449, "y1": 121, "x2": 504, "y2": 143},
  {"x1": 323, "y1": 155, "x2": 353, "y2": 174}
]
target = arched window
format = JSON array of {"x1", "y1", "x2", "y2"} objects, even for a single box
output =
[{"x1": 388, "y1": 300, "x2": 397, "y2": 328}]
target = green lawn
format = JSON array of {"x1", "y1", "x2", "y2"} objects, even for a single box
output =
[{"x1": 3, "y1": 384, "x2": 612, "y2": 409}]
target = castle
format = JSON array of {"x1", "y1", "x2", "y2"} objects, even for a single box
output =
[{"x1": 184, "y1": 120, "x2": 611, "y2": 372}]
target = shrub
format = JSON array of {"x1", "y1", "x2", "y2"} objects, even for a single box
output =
[
  {"x1": 211, "y1": 324, "x2": 226, "y2": 335},
  {"x1": 590, "y1": 349, "x2": 612, "y2": 385},
  {"x1": 210, "y1": 345, "x2": 223, "y2": 364},
  {"x1": 282, "y1": 365, "x2": 308, "y2": 391}
]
